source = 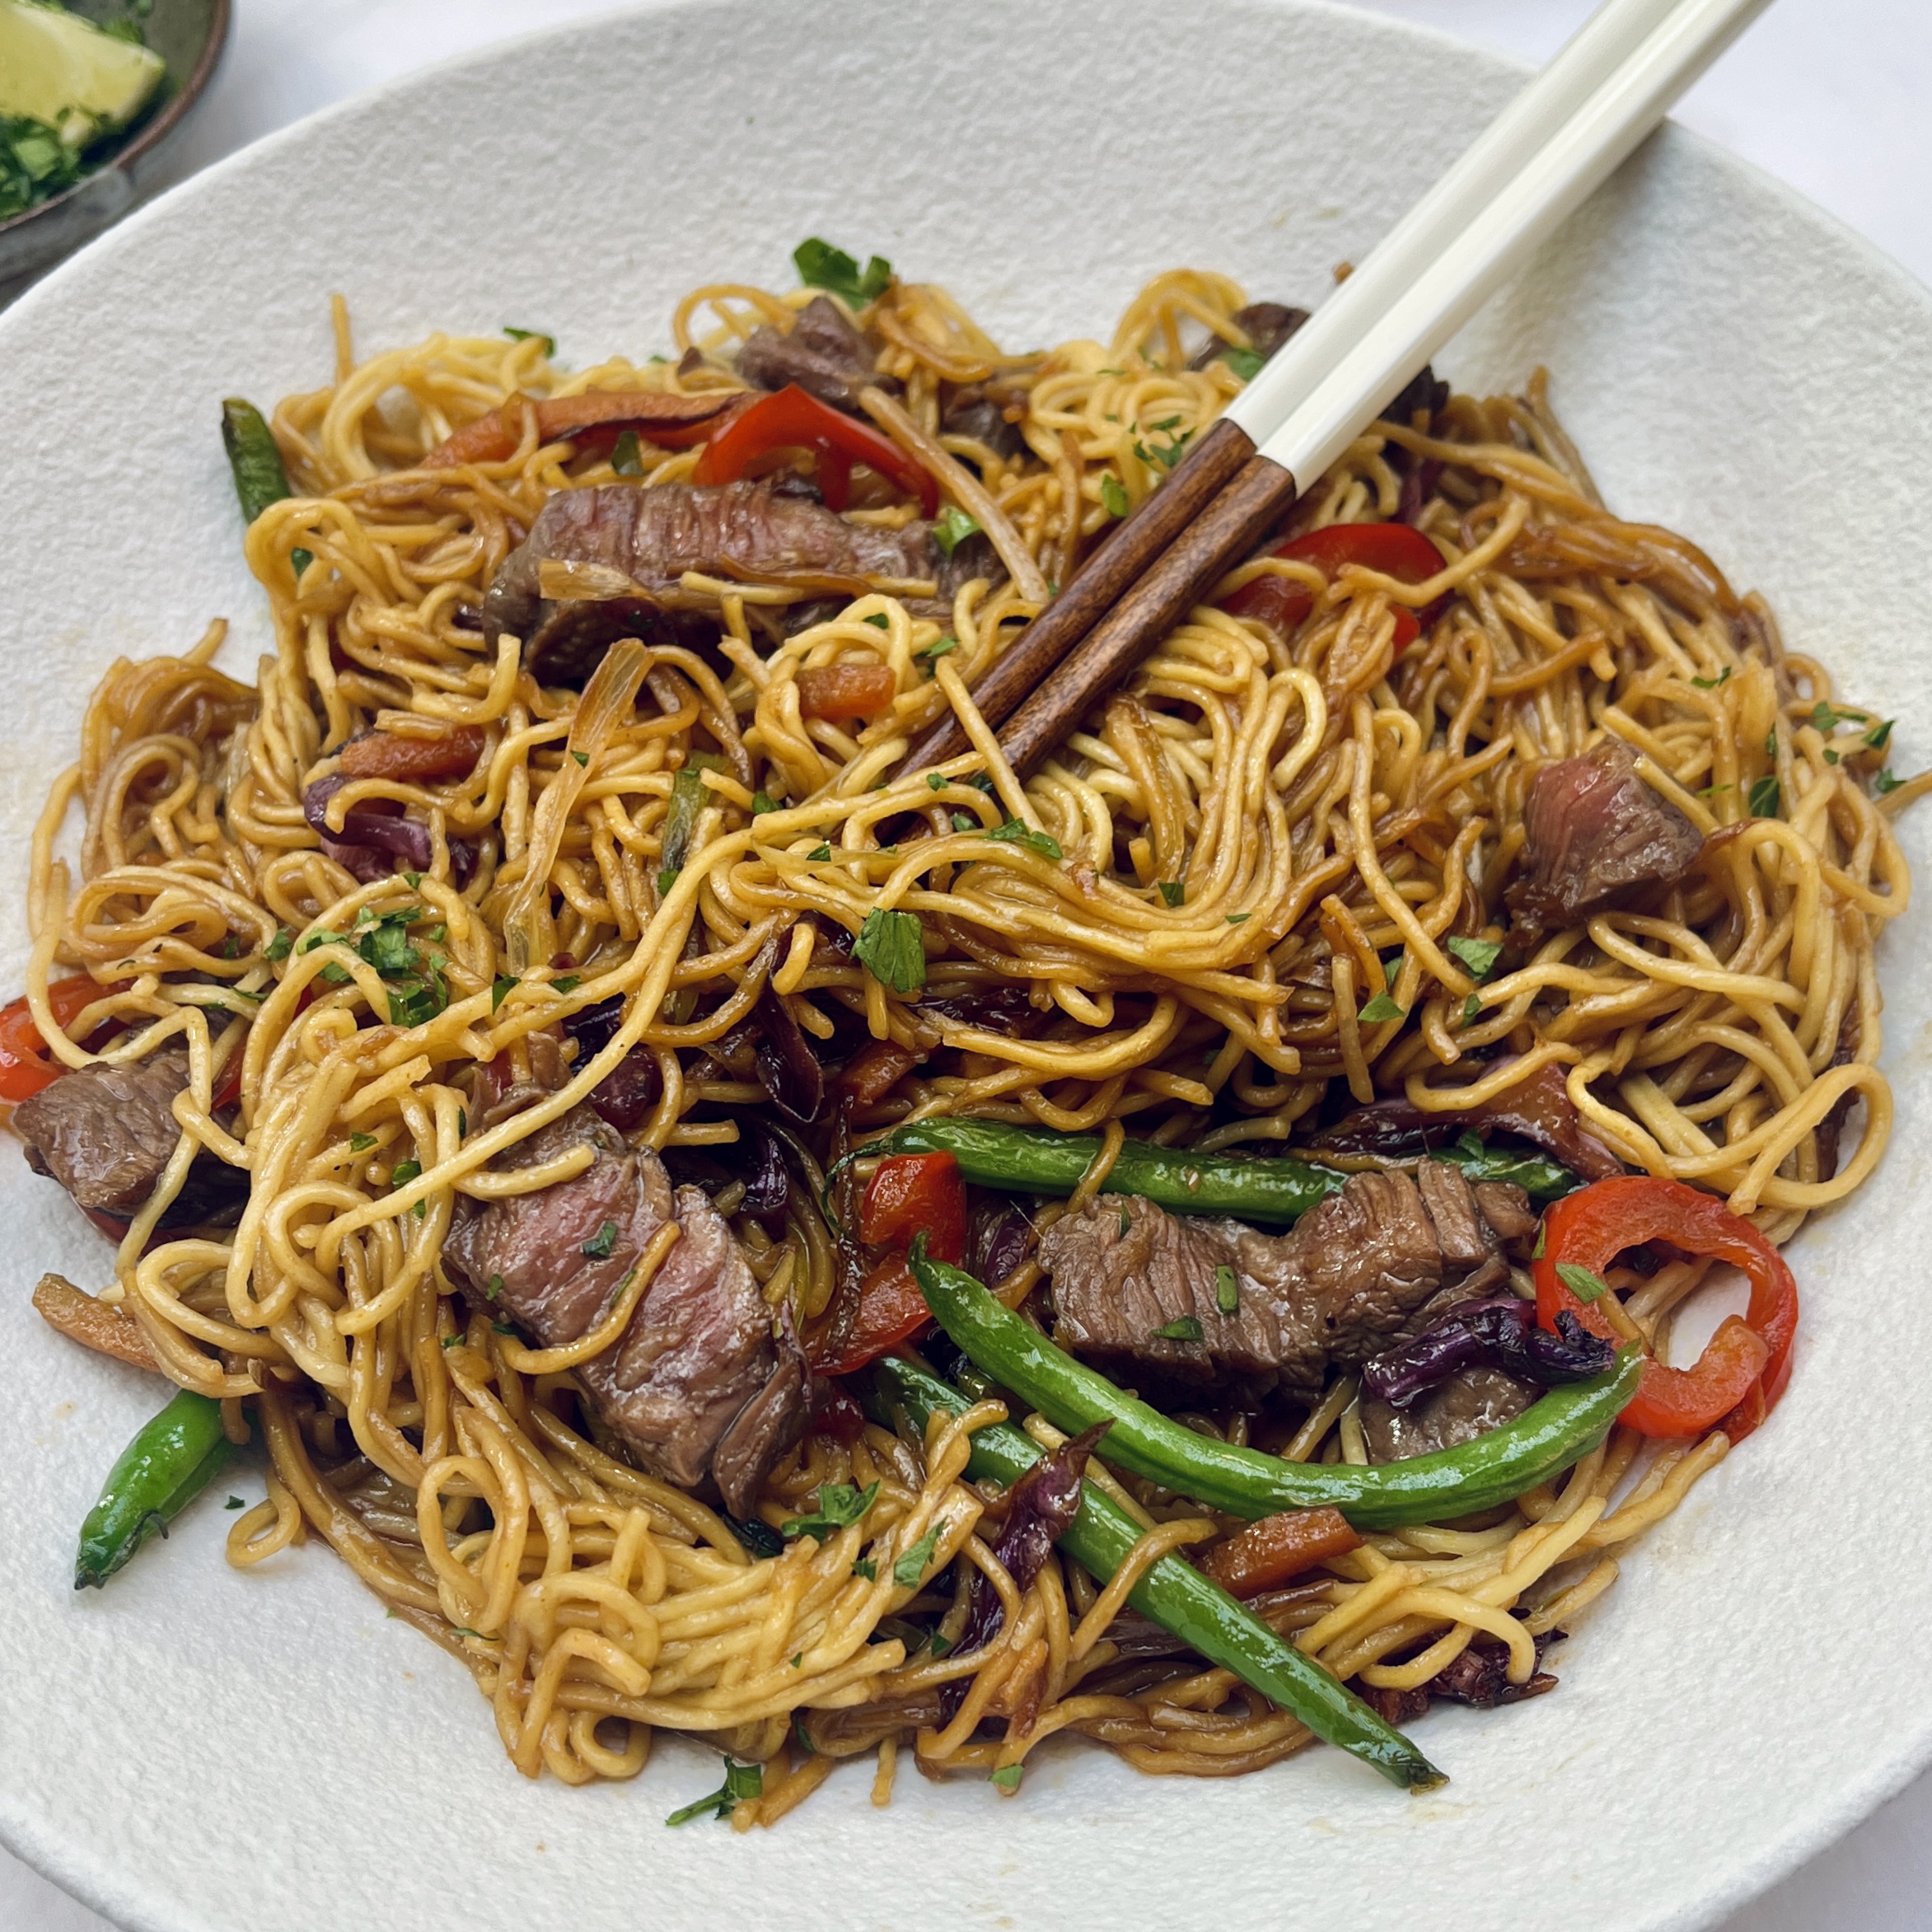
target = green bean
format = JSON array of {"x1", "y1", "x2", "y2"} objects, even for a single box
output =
[
  {"x1": 838, "y1": 1118, "x2": 1578, "y2": 1225},
  {"x1": 74, "y1": 1389, "x2": 234, "y2": 1590},
  {"x1": 908, "y1": 1248, "x2": 1643, "y2": 1531},
  {"x1": 220, "y1": 398, "x2": 310, "y2": 576},
  {"x1": 868, "y1": 1354, "x2": 1444, "y2": 1792}
]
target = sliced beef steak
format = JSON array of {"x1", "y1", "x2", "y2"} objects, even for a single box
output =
[
  {"x1": 15, "y1": 1046, "x2": 248, "y2": 1230},
  {"x1": 1508, "y1": 735, "x2": 1703, "y2": 930},
  {"x1": 1041, "y1": 1164, "x2": 1529, "y2": 1404},
  {"x1": 1360, "y1": 1364, "x2": 1538, "y2": 1462},
  {"x1": 480, "y1": 479, "x2": 943, "y2": 684},
  {"x1": 444, "y1": 1106, "x2": 808, "y2": 1513},
  {"x1": 737, "y1": 295, "x2": 890, "y2": 413}
]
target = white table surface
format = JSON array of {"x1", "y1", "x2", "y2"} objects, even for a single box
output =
[{"x1": 8, "y1": 2, "x2": 1931, "y2": 1925}]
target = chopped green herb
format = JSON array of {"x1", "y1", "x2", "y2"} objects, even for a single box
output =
[
  {"x1": 989, "y1": 1764, "x2": 1024, "y2": 1791},
  {"x1": 1532, "y1": 1222, "x2": 1546, "y2": 1261},
  {"x1": 491, "y1": 975, "x2": 518, "y2": 1012},
  {"x1": 1153, "y1": 1317, "x2": 1205, "y2": 1343},
  {"x1": 967, "y1": 774, "x2": 997, "y2": 794},
  {"x1": 1866, "y1": 718, "x2": 1895, "y2": 752},
  {"x1": 731, "y1": 1515, "x2": 784, "y2": 1559},
  {"x1": 582, "y1": 1220, "x2": 620, "y2": 1261},
  {"x1": 783, "y1": 1480, "x2": 880, "y2": 1541},
  {"x1": 920, "y1": 634, "x2": 959, "y2": 658},
  {"x1": 349, "y1": 1133, "x2": 377, "y2": 1153},
  {"x1": 457, "y1": 1110, "x2": 468, "y2": 1138},
  {"x1": 926, "y1": 774, "x2": 949, "y2": 791},
  {"x1": 665, "y1": 1757, "x2": 763, "y2": 1827},
  {"x1": 359, "y1": 918, "x2": 419, "y2": 977},
  {"x1": 0, "y1": 117, "x2": 83, "y2": 223},
  {"x1": 925, "y1": 1631, "x2": 953, "y2": 1658},
  {"x1": 863, "y1": 611, "x2": 891, "y2": 629},
  {"x1": 550, "y1": 977, "x2": 579, "y2": 998},
  {"x1": 1226, "y1": 913, "x2": 1250, "y2": 925},
  {"x1": 985, "y1": 818, "x2": 1063, "y2": 860},
  {"x1": 791, "y1": 1653, "x2": 802, "y2": 1668},
  {"x1": 1690, "y1": 667, "x2": 1733, "y2": 690},
  {"x1": 951, "y1": 812, "x2": 978, "y2": 832},
  {"x1": 793, "y1": 237, "x2": 892, "y2": 306},
  {"x1": 1555, "y1": 1261, "x2": 1612, "y2": 1304},
  {"x1": 1357, "y1": 990, "x2": 1406, "y2": 1023},
  {"x1": 793, "y1": 1712, "x2": 816, "y2": 1754},
  {"x1": 1131, "y1": 425, "x2": 1194, "y2": 471},
  {"x1": 1824, "y1": 749, "x2": 1841, "y2": 765},
  {"x1": 1214, "y1": 1265, "x2": 1239, "y2": 1315},
  {"x1": 390, "y1": 1159, "x2": 422, "y2": 1186},
  {"x1": 1158, "y1": 882, "x2": 1185, "y2": 907},
  {"x1": 571, "y1": 749, "x2": 589, "y2": 767},
  {"x1": 503, "y1": 326, "x2": 556, "y2": 357},
  {"x1": 752, "y1": 792, "x2": 780, "y2": 814},
  {"x1": 610, "y1": 429, "x2": 643, "y2": 476},
  {"x1": 1696, "y1": 782, "x2": 1733, "y2": 798},
  {"x1": 933, "y1": 505, "x2": 981, "y2": 559},
  {"x1": 1445, "y1": 935, "x2": 1502, "y2": 980},
  {"x1": 808, "y1": 843, "x2": 833, "y2": 863},
  {"x1": 491, "y1": 1320, "x2": 516, "y2": 1336},
  {"x1": 404, "y1": 871, "x2": 423, "y2": 889},
  {"x1": 852, "y1": 1557, "x2": 877, "y2": 1582},
  {"x1": 451, "y1": 1628, "x2": 485, "y2": 1640},
  {"x1": 441, "y1": 1333, "x2": 463, "y2": 1350},
  {"x1": 1222, "y1": 346, "x2": 1266, "y2": 382},
  {"x1": 1462, "y1": 991, "x2": 1483, "y2": 1027},
  {"x1": 893, "y1": 1519, "x2": 947, "y2": 1588},
  {"x1": 485, "y1": 1275, "x2": 503, "y2": 1302},
  {"x1": 264, "y1": 927, "x2": 293, "y2": 961},
  {"x1": 657, "y1": 764, "x2": 709, "y2": 895},
  {"x1": 1747, "y1": 774, "x2": 1781, "y2": 818},
  {"x1": 1765, "y1": 728, "x2": 1778, "y2": 757},
  {"x1": 386, "y1": 974, "x2": 447, "y2": 1027},
  {"x1": 1878, "y1": 769, "x2": 1905, "y2": 795},
  {"x1": 224, "y1": 1495, "x2": 246, "y2": 1509},
  {"x1": 853, "y1": 907, "x2": 927, "y2": 994},
  {"x1": 1100, "y1": 472, "x2": 1130, "y2": 519},
  {"x1": 220, "y1": 934, "x2": 238, "y2": 960}
]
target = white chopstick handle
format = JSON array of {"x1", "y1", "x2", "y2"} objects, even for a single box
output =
[
  {"x1": 1224, "y1": 0, "x2": 1686, "y2": 443},
  {"x1": 1256, "y1": 0, "x2": 1775, "y2": 486}
]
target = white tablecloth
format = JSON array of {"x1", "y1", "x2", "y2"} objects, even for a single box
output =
[{"x1": 8, "y1": 2, "x2": 1930, "y2": 1925}]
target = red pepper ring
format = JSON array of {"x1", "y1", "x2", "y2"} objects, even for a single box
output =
[
  {"x1": 1220, "y1": 521, "x2": 1447, "y2": 659},
  {"x1": 859, "y1": 1150, "x2": 966, "y2": 1263},
  {"x1": 1532, "y1": 1175, "x2": 1799, "y2": 1442},
  {"x1": 694, "y1": 383, "x2": 940, "y2": 517},
  {"x1": 0, "y1": 977, "x2": 114, "y2": 1103}
]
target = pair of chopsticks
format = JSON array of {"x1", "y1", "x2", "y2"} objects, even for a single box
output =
[{"x1": 904, "y1": 0, "x2": 1775, "y2": 780}]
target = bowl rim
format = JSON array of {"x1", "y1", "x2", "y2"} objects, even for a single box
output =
[{"x1": 0, "y1": 0, "x2": 233, "y2": 241}]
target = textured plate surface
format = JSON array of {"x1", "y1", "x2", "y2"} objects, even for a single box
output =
[{"x1": 2, "y1": 3, "x2": 1930, "y2": 1930}]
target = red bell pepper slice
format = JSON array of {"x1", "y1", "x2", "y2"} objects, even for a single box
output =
[
  {"x1": 1533, "y1": 1175, "x2": 1799, "y2": 1442},
  {"x1": 693, "y1": 383, "x2": 939, "y2": 517},
  {"x1": 817, "y1": 1151, "x2": 968, "y2": 1377},
  {"x1": 0, "y1": 978, "x2": 110, "y2": 1103},
  {"x1": 423, "y1": 389, "x2": 742, "y2": 468},
  {"x1": 859, "y1": 1151, "x2": 966, "y2": 1261},
  {"x1": 1221, "y1": 521, "x2": 1445, "y2": 657}
]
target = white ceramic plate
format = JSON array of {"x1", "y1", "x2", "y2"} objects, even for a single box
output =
[{"x1": 3, "y1": 3, "x2": 1930, "y2": 1929}]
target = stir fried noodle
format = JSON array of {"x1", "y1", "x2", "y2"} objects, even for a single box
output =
[{"x1": 26, "y1": 266, "x2": 1915, "y2": 1815}]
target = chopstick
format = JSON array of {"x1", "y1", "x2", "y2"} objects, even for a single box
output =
[{"x1": 901, "y1": 0, "x2": 1773, "y2": 780}]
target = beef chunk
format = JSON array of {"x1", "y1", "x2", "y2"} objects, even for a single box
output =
[
  {"x1": 480, "y1": 479, "x2": 943, "y2": 685},
  {"x1": 443, "y1": 1106, "x2": 808, "y2": 1514},
  {"x1": 15, "y1": 1046, "x2": 248, "y2": 1230},
  {"x1": 461, "y1": 1029, "x2": 572, "y2": 1130},
  {"x1": 940, "y1": 380, "x2": 1028, "y2": 462},
  {"x1": 1360, "y1": 1364, "x2": 1539, "y2": 1462},
  {"x1": 1358, "y1": 1630, "x2": 1557, "y2": 1724},
  {"x1": 1041, "y1": 1164, "x2": 1531, "y2": 1403},
  {"x1": 737, "y1": 295, "x2": 890, "y2": 413},
  {"x1": 1507, "y1": 736, "x2": 1704, "y2": 930}
]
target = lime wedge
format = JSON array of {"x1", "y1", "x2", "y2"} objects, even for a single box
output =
[{"x1": 0, "y1": 0, "x2": 166, "y2": 147}]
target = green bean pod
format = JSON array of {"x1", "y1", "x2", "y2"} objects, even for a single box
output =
[
  {"x1": 842, "y1": 1118, "x2": 1577, "y2": 1224},
  {"x1": 221, "y1": 398, "x2": 311, "y2": 577},
  {"x1": 909, "y1": 1250, "x2": 1643, "y2": 1531},
  {"x1": 868, "y1": 1354, "x2": 1444, "y2": 1792},
  {"x1": 74, "y1": 1389, "x2": 234, "y2": 1590}
]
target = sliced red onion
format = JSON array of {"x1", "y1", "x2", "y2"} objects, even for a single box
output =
[{"x1": 1364, "y1": 1298, "x2": 1617, "y2": 1409}]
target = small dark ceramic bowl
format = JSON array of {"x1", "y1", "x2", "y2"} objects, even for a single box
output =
[{"x1": 0, "y1": 0, "x2": 230, "y2": 296}]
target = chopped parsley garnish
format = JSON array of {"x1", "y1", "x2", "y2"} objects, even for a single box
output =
[
  {"x1": 951, "y1": 812, "x2": 978, "y2": 832},
  {"x1": 793, "y1": 236, "x2": 892, "y2": 306},
  {"x1": 610, "y1": 429, "x2": 643, "y2": 476},
  {"x1": 1445, "y1": 935, "x2": 1502, "y2": 980},
  {"x1": 441, "y1": 1333, "x2": 464, "y2": 1350},
  {"x1": 985, "y1": 818, "x2": 1062, "y2": 860},
  {"x1": 1357, "y1": 990, "x2": 1406, "y2": 1023},
  {"x1": 390, "y1": 1159, "x2": 422, "y2": 1186},
  {"x1": 491, "y1": 1320, "x2": 516, "y2": 1336},
  {"x1": 503, "y1": 325, "x2": 555, "y2": 357},
  {"x1": 852, "y1": 1557, "x2": 877, "y2": 1582},
  {"x1": 664, "y1": 1757, "x2": 763, "y2": 1827},
  {"x1": 1690, "y1": 667, "x2": 1732, "y2": 690},
  {"x1": 1099, "y1": 472, "x2": 1130, "y2": 519},
  {"x1": 807, "y1": 843, "x2": 833, "y2": 863},
  {"x1": 491, "y1": 975, "x2": 519, "y2": 1011},
  {"x1": 730, "y1": 1516, "x2": 784, "y2": 1560},
  {"x1": 582, "y1": 1219, "x2": 620, "y2": 1260},
  {"x1": 349, "y1": 1133, "x2": 377, "y2": 1153},
  {"x1": 485, "y1": 1275, "x2": 503, "y2": 1302},
  {"x1": 783, "y1": 1480, "x2": 880, "y2": 1541},
  {"x1": 571, "y1": 749, "x2": 589, "y2": 767},
  {"x1": 264, "y1": 927, "x2": 293, "y2": 961},
  {"x1": 1878, "y1": 769, "x2": 1905, "y2": 795},
  {"x1": 1532, "y1": 1223, "x2": 1546, "y2": 1261},
  {"x1": 1132, "y1": 424, "x2": 1194, "y2": 470},
  {"x1": 920, "y1": 634, "x2": 960, "y2": 658},
  {"x1": 752, "y1": 792, "x2": 780, "y2": 813},
  {"x1": 1222, "y1": 346, "x2": 1266, "y2": 382},
  {"x1": 1555, "y1": 1261, "x2": 1612, "y2": 1304},
  {"x1": 1867, "y1": 718, "x2": 1895, "y2": 751},
  {"x1": 893, "y1": 1519, "x2": 947, "y2": 1587},
  {"x1": 1214, "y1": 1265, "x2": 1239, "y2": 1315},
  {"x1": 863, "y1": 610, "x2": 891, "y2": 629},
  {"x1": 1226, "y1": 913, "x2": 1250, "y2": 925},
  {"x1": 990, "y1": 1764, "x2": 1024, "y2": 1792},
  {"x1": 1462, "y1": 992, "x2": 1483, "y2": 1027},
  {"x1": 224, "y1": 1495, "x2": 245, "y2": 1509},
  {"x1": 1153, "y1": 1317, "x2": 1205, "y2": 1343},
  {"x1": 933, "y1": 505, "x2": 980, "y2": 558},
  {"x1": 1747, "y1": 774, "x2": 1781, "y2": 818},
  {"x1": 1158, "y1": 882, "x2": 1185, "y2": 907},
  {"x1": 551, "y1": 976, "x2": 580, "y2": 996},
  {"x1": 853, "y1": 907, "x2": 927, "y2": 994}
]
